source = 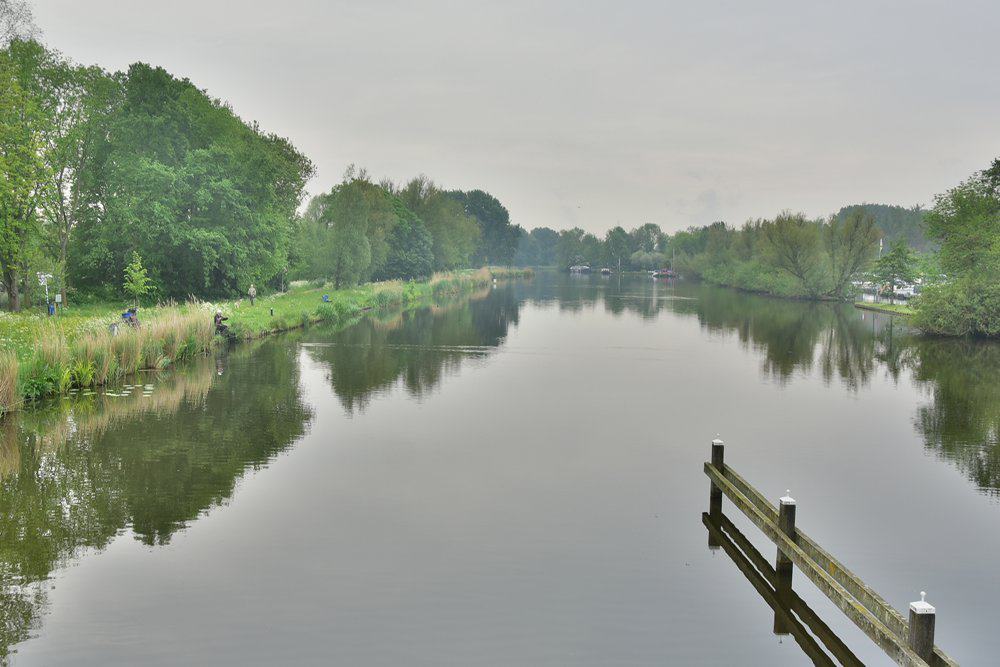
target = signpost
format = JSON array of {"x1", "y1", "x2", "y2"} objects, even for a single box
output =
[{"x1": 37, "y1": 273, "x2": 54, "y2": 315}]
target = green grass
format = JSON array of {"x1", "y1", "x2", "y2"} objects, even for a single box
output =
[
  {"x1": 0, "y1": 267, "x2": 532, "y2": 413},
  {"x1": 853, "y1": 301, "x2": 915, "y2": 316}
]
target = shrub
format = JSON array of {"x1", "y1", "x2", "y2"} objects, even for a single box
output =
[{"x1": 70, "y1": 359, "x2": 96, "y2": 388}]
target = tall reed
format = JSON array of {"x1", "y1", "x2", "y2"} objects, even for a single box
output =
[{"x1": 0, "y1": 351, "x2": 18, "y2": 415}]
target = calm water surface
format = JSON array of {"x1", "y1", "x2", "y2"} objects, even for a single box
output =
[{"x1": 1, "y1": 274, "x2": 998, "y2": 665}]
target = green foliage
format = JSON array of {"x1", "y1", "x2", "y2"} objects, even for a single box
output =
[
  {"x1": 603, "y1": 226, "x2": 631, "y2": 269},
  {"x1": 122, "y1": 250, "x2": 152, "y2": 305},
  {"x1": 835, "y1": 203, "x2": 931, "y2": 251},
  {"x1": 447, "y1": 189, "x2": 521, "y2": 266},
  {"x1": 674, "y1": 213, "x2": 878, "y2": 299},
  {"x1": 296, "y1": 176, "x2": 436, "y2": 285},
  {"x1": 399, "y1": 176, "x2": 479, "y2": 270},
  {"x1": 514, "y1": 227, "x2": 559, "y2": 266},
  {"x1": 912, "y1": 157, "x2": 1000, "y2": 336},
  {"x1": 871, "y1": 239, "x2": 917, "y2": 296},
  {"x1": 378, "y1": 202, "x2": 433, "y2": 280},
  {"x1": 0, "y1": 40, "x2": 50, "y2": 312},
  {"x1": 913, "y1": 280, "x2": 1000, "y2": 337},
  {"x1": 69, "y1": 63, "x2": 314, "y2": 299}
]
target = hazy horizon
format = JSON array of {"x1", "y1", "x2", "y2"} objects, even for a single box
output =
[{"x1": 33, "y1": 0, "x2": 1000, "y2": 233}]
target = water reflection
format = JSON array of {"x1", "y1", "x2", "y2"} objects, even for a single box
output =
[
  {"x1": 302, "y1": 285, "x2": 520, "y2": 413},
  {"x1": 703, "y1": 511, "x2": 863, "y2": 666},
  {"x1": 0, "y1": 340, "x2": 312, "y2": 659},
  {"x1": 521, "y1": 274, "x2": 1000, "y2": 495},
  {"x1": 0, "y1": 275, "x2": 998, "y2": 660},
  {"x1": 909, "y1": 338, "x2": 1000, "y2": 494}
]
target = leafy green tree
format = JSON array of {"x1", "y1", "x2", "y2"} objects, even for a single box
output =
[
  {"x1": 761, "y1": 213, "x2": 824, "y2": 297},
  {"x1": 122, "y1": 250, "x2": 152, "y2": 306},
  {"x1": 872, "y1": 239, "x2": 917, "y2": 297},
  {"x1": 399, "y1": 176, "x2": 478, "y2": 270},
  {"x1": 448, "y1": 189, "x2": 520, "y2": 266},
  {"x1": 824, "y1": 209, "x2": 879, "y2": 297},
  {"x1": 70, "y1": 63, "x2": 313, "y2": 299},
  {"x1": 580, "y1": 232, "x2": 602, "y2": 267},
  {"x1": 556, "y1": 227, "x2": 585, "y2": 267},
  {"x1": 515, "y1": 227, "x2": 559, "y2": 266},
  {"x1": 0, "y1": 40, "x2": 49, "y2": 311},
  {"x1": 912, "y1": 158, "x2": 1000, "y2": 336},
  {"x1": 323, "y1": 180, "x2": 372, "y2": 289},
  {"x1": 630, "y1": 223, "x2": 664, "y2": 254},
  {"x1": 377, "y1": 198, "x2": 433, "y2": 280},
  {"x1": 38, "y1": 61, "x2": 117, "y2": 306},
  {"x1": 603, "y1": 226, "x2": 631, "y2": 270}
]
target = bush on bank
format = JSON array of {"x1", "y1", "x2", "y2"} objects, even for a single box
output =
[{"x1": 912, "y1": 280, "x2": 1000, "y2": 337}]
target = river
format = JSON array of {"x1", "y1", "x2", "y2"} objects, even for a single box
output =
[{"x1": 0, "y1": 273, "x2": 997, "y2": 665}]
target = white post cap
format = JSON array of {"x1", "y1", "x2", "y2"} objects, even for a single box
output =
[
  {"x1": 910, "y1": 591, "x2": 935, "y2": 615},
  {"x1": 779, "y1": 489, "x2": 796, "y2": 506},
  {"x1": 711, "y1": 434, "x2": 724, "y2": 446}
]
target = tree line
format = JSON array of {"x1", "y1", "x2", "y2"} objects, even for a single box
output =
[
  {"x1": 294, "y1": 171, "x2": 521, "y2": 289},
  {"x1": 512, "y1": 215, "x2": 882, "y2": 300},
  {"x1": 0, "y1": 6, "x2": 522, "y2": 310}
]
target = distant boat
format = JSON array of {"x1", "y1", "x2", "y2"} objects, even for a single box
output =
[
  {"x1": 600, "y1": 268, "x2": 612, "y2": 275},
  {"x1": 569, "y1": 265, "x2": 591, "y2": 273},
  {"x1": 652, "y1": 269, "x2": 675, "y2": 278}
]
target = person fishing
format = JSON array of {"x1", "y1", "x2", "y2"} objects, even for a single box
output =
[
  {"x1": 122, "y1": 307, "x2": 140, "y2": 329},
  {"x1": 214, "y1": 310, "x2": 229, "y2": 336},
  {"x1": 248, "y1": 283, "x2": 257, "y2": 306}
]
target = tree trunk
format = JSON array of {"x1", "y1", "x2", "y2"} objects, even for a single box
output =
[
  {"x1": 22, "y1": 268, "x2": 31, "y2": 309},
  {"x1": 4, "y1": 269, "x2": 20, "y2": 312},
  {"x1": 60, "y1": 233, "x2": 69, "y2": 307}
]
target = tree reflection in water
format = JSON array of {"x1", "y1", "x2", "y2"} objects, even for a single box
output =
[
  {"x1": 522, "y1": 274, "x2": 1000, "y2": 496},
  {"x1": 0, "y1": 276, "x2": 997, "y2": 658},
  {"x1": 0, "y1": 340, "x2": 311, "y2": 659},
  {"x1": 303, "y1": 286, "x2": 520, "y2": 413}
]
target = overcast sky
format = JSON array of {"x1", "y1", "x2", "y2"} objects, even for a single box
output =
[{"x1": 32, "y1": 0, "x2": 1000, "y2": 234}]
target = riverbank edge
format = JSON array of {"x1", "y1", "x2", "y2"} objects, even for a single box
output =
[
  {"x1": 694, "y1": 274, "x2": 923, "y2": 314},
  {"x1": 0, "y1": 267, "x2": 532, "y2": 415},
  {"x1": 853, "y1": 302, "x2": 915, "y2": 316}
]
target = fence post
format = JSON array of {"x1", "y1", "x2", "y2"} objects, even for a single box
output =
[
  {"x1": 775, "y1": 490, "x2": 796, "y2": 578},
  {"x1": 908, "y1": 591, "x2": 935, "y2": 662},
  {"x1": 709, "y1": 437, "x2": 724, "y2": 518},
  {"x1": 707, "y1": 437, "x2": 725, "y2": 550}
]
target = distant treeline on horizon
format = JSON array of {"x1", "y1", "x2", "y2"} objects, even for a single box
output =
[{"x1": 4, "y1": 4, "x2": 997, "y2": 336}]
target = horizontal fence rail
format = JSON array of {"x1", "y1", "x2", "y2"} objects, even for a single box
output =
[
  {"x1": 703, "y1": 511, "x2": 864, "y2": 666},
  {"x1": 704, "y1": 438, "x2": 958, "y2": 667}
]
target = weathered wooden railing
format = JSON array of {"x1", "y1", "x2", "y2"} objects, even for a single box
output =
[
  {"x1": 703, "y1": 511, "x2": 864, "y2": 666},
  {"x1": 705, "y1": 437, "x2": 958, "y2": 667}
]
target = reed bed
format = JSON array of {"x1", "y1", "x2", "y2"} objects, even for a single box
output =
[
  {"x1": 1, "y1": 268, "x2": 531, "y2": 411},
  {"x1": 10, "y1": 310, "x2": 215, "y2": 410},
  {"x1": 0, "y1": 351, "x2": 18, "y2": 416}
]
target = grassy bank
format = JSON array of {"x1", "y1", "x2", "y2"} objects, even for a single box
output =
[
  {"x1": 853, "y1": 301, "x2": 915, "y2": 316},
  {"x1": 0, "y1": 267, "x2": 532, "y2": 415}
]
